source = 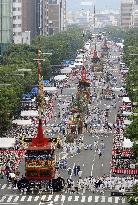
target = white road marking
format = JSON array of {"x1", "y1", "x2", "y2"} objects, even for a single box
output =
[
  {"x1": 74, "y1": 196, "x2": 79, "y2": 201},
  {"x1": 20, "y1": 196, "x2": 26, "y2": 201},
  {"x1": 13, "y1": 196, "x2": 20, "y2": 202},
  {"x1": 68, "y1": 196, "x2": 72, "y2": 201},
  {"x1": 41, "y1": 195, "x2": 47, "y2": 201},
  {"x1": 108, "y1": 197, "x2": 112, "y2": 203},
  {"x1": 122, "y1": 198, "x2": 126, "y2": 204},
  {"x1": 81, "y1": 196, "x2": 86, "y2": 202},
  {"x1": 1, "y1": 184, "x2": 7, "y2": 189},
  {"x1": 27, "y1": 196, "x2": 32, "y2": 201},
  {"x1": 61, "y1": 195, "x2": 65, "y2": 202},
  {"x1": 54, "y1": 195, "x2": 59, "y2": 202},
  {"x1": 0, "y1": 203, "x2": 18, "y2": 205},
  {"x1": 115, "y1": 197, "x2": 119, "y2": 203},
  {"x1": 7, "y1": 196, "x2": 13, "y2": 202},
  {"x1": 88, "y1": 196, "x2": 92, "y2": 202},
  {"x1": 34, "y1": 196, "x2": 40, "y2": 201},
  {"x1": 101, "y1": 196, "x2": 106, "y2": 202},
  {"x1": 0, "y1": 196, "x2": 7, "y2": 202},
  {"x1": 95, "y1": 196, "x2": 99, "y2": 202}
]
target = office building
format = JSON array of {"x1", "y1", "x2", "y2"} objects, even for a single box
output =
[
  {"x1": 0, "y1": 0, "x2": 12, "y2": 55},
  {"x1": 133, "y1": 1, "x2": 138, "y2": 27},
  {"x1": 121, "y1": 0, "x2": 134, "y2": 28},
  {"x1": 42, "y1": 0, "x2": 66, "y2": 36},
  {"x1": 12, "y1": 0, "x2": 40, "y2": 44}
]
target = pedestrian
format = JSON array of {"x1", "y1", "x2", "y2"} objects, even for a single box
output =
[{"x1": 98, "y1": 149, "x2": 102, "y2": 159}]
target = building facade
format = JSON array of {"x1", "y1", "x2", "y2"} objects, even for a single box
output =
[
  {"x1": 133, "y1": 3, "x2": 138, "y2": 27},
  {"x1": 12, "y1": 0, "x2": 40, "y2": 44},
  {"x1": 121, "y1": 0, "x2": 134, "y2": 28},
  {"x1": 42, "y1": 0, "x2": 66, "y2": 36},
  {"x1": 0, "y1": 0, "x2": 12, "y2": 55}
]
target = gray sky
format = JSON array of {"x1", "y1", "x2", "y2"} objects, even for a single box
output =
[{"x1": 67, "y1": 0, "x2": 121, "y2": 11}]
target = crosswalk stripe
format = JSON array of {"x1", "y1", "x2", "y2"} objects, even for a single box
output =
[
  {"x1": 95, "y1": 196, "x2": 99, "y2": 202},
  {"x1": 0, "y1": 194, "x2": 127, "y2": 204},
  {"x1": 74, "y1": 196, "x2": 79, "y2": 201},
  {"x1": 115, "y1": 197, "x2": 119, "y2": 203},
  {"x1": 34, "y1": 196, "x2": 39, "y2": 201},
  {"x1": 68, "y1": 196, "x2": 72, "y2": 201},
  {"x1": 81, "y1": 196, "x2": 86, "y2": 202},
  {"x1": 1, "y1": 184, "x2": 7, "y2": 189},
  {"x1": 20, "y1": 196, "x2": 26, "y2": 201},
  {"x1": 101, "y1": 196, "x2": 106, "y2": 202},
  {"x1": 61, "y1": 195, "x2": 65, "y2": 202},
  {"x1": 0, "y1": 196, "x2": 7, "y2": 202},
  {"x1": 54, "y1": 195, "x2": 59, "y2": 202},
  {"x1": 122, "y1": 198, "x2": 126, "y2": 204},
  {"x1": 41, "y1": 195, "x2": 46, "y2": 201},
  {"x1": 88, "y1": 196, "x2": 92, "y2": 202},
  {"x1": 27, "y1": 196, "x2": 32, "y2": 201},
  {"x1": 108, "y1": 197, "x2": 112, "y2": 203},
  {"x1": 7, "y1": 196, "x2": 13, "y2": 202},
  {"x1": 13, "y1": 196, "x2": 20, "y2": 202},
  {"x1": 47, "y1": 195, "x2": 53, "y2": 201}
]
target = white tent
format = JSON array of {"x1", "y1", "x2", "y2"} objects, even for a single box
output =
[
  {"x1": 43, "y1": 87, "x2": 57, "y2": 92},
  {"x1": 0, "y1": 138, "x2": 16, "y2": 148},
  {"x1": 124, "y1": 120, "x2": 132, "y2": 125},
  {"x1": 74, "y1": 62, "x2": 83, "y2": 67},
  {"x1": 122, "y1": 111, "x2": 133, "y2": 116},
  {"x1": 12, "y1": 119, "x2": 32, "y2": 126},
  {"x1": 112, "y1": 87, "x2": 125, "y2": 92},
  {"x1": 122, "y1": 97, "x2": 131, "y2": 103},
  {"x1": 21, "y1": 110, "x2": 38, "y2": 117},
  {"x1": 61, "y1": 67, "x2": 72, "y2": 74},
  {"x1": 123, "y1": 138, "x2": 133, "y2": 148},
  {"x1": 54, "y1": 75, "x2": 68, "y2": 81},
  {"x1": 116, "y1": 43, "x2": 124, "y2": 48}
]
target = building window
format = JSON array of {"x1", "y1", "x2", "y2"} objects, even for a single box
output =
[{"x1": 48, "y1": 0, "x2": 57, "y2": 4}]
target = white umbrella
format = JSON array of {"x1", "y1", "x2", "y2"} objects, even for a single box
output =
[
  {"x1": 43, "y1": 87, "x2": 57, "y2": 92},
  {"x1": 61, "y1": 67, "x2": 72, "y2": 74},
  {"x1": 54, "y1": 75, "x2": 68, "y2": 81}
]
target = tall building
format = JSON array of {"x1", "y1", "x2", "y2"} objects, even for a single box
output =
[
  {"x1": 0, "y1": 0, "x2": 12, "y2": 55},
  {"x1": 133, "y1": 1, "x2": 138, "y2": 27},
  {"x1": 121, "y1": 0, "x2": 134, "y2": 28},
  {"x1": 42, "y1": 0, "x2": 66, "y2": 36},
  {"x1": 13, "y1": 0, "x2": 40, "y2": 44}
]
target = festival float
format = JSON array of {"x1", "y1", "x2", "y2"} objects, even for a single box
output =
[
  {"x1": 65, "y1": 64, "x2": 91, "y2": 143},
  {"x1": 91, "y1": 44, "x2": 103, "y2": 72},
  {"x1": 101, "y1": 38, "x2": 109, "y2": 59},
  {"x1": 17, "y1": 50, "x2": 64, "y2": 192},
  {"x1": 65, "y1": 107, "x2": 79, "y2": 143}
]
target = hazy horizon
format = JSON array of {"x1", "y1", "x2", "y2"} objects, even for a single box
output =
[{"x1": 67, "y1": 0, "x2": 121, "y2": 11}]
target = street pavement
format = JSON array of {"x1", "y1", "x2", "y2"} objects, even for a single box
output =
[{"x1": 0, "y1": 42, "x2": 129, "y2": 205}]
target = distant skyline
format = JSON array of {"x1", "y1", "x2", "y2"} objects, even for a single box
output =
[{"x1": 67, "y1": 0, "x2": 121, "y2": 11}]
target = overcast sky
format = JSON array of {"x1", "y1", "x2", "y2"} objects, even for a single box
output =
[{"x1": 67, "y1": 0, "x2": 121, "y2": 11}]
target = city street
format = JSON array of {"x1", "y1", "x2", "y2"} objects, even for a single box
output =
[{"x1": 0, "y1": 41, "x2": 129, "y2": 205}]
